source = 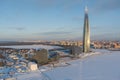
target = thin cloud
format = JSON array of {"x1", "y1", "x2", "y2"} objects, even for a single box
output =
[
  {"x1": 72, "y1": 16, "x2": 83, "y2": 21},
  {"x1": 33, "y1": 0, "x2": 82, "y2": 10},
  {"x1": 15, "y1": 27, "x2": 25, "y2": 31},
  {"x1": 92, "y1": 0, "x2": 120, "y2": 12},
  {"x1": 91, "y1": 32, "x2": 120, "y2": 40},
  {"x1": 33, "y1": 31, "x2": 74, "y2": 40},
  {"x1": 36, "y1": 31, "x2": 72, "y2": 35},
  {"x1": 9, "y1": 27, "x2": 26, "y2": 31}
]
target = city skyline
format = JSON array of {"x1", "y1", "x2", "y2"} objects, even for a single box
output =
[{"x1": 0, "y1": 0, "x2": 120, "y2": 41}]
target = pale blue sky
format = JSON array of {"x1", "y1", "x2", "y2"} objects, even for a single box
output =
[{"x1": 0, "y1": 0, "x2": 120, "y2": 41}]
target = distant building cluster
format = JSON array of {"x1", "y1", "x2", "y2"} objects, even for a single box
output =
[
  {"x1": 50, "y1": 41, "x2": 83, "y2": 47},
  {"x1": 45, "y1": 40, "x2": 120, "y2": 50},
  {"x1": 91, "y1": 41, "x2": 120, "y2": 49}
]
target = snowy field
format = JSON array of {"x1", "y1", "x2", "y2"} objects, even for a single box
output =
[
  {"x1": 0, "y1": 45, "x2": 63, "y2": 50},
  {"x1": 17, "y1": 49, "x2": 120, "y2": 80}
]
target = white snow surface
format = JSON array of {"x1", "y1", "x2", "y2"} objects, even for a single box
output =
[
  {"x1": 16, "y1": 71, "x2": 43, "y2": 80},
  {"x1": 44, "y1": 49, "x2": 120, "y2": 80},
  {"x1": 0, "y1": 45, "x2": 63, "y2": 50},
  {"x1": 17, "y1": 49, "x2": 120, "y2": 80}
]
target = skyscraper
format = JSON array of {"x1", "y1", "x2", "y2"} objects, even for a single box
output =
[{"x1": 83, "y1": 6, "x2": 90, "y2": 53}]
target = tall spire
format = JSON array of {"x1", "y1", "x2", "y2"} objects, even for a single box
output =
[
  {"x1": 83, "y1": 6, "x2": 90, "y2": 53},
  {"x1": 85, "y1": 6, "x2": 88, "y2": 14}
]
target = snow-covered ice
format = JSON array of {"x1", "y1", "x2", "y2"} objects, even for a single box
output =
[
  {"x1": 44, "y1": 50, "x2": 120, "y2": 80},
  {"x1": 16, "y1": 49, "x2": 120, "y2": 80},
  {"x1": 0, "y1": 45, "x2": 63, "y2": 50},
  {"x1": 16, "y1": 71, "x2": 43, "y2": 80}
]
